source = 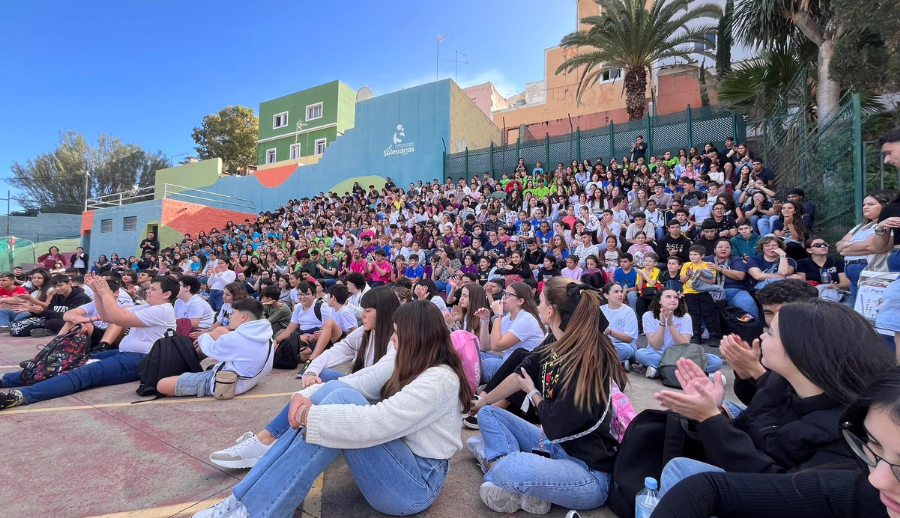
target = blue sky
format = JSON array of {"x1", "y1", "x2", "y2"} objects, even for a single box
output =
[{"x1": 0, "y1": 0, "x2": 575, "y2": 204}]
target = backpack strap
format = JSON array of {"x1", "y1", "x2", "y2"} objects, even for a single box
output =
[
  {"x1": 314, "y1": 299, "x2": 324, "y2": 321},
  {"x1": 236, "y1": 339, "x2": 274, "y2": 380}
]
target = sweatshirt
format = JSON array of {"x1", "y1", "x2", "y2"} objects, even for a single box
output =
[
  {"x1": 198, "y1": 319, "x2": 274, "y2": 395},
  {"x1": 730, "y1": 233, "x2": 760, "y2": 259},
  {"x1": 263, "y1": 302, "x2": 292, "y2": 335},
  {"x1": 41, "y1": 287, "x2": 91, "y2": 320},
  {"x1": 297, "y1": 360, "x2": 464, "y2": 459},
  {"x1": 305, "y1": 327, "x2": 396, "y2": 377}
]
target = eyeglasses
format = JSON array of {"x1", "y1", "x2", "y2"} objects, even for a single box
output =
[
  {"x1": 842, "y1": 428, "x2": 900, "y2": 483},
  {"x1": 810, "y1": 243, "x2": 829, "y2": 248},
  {"x1": 501, "y1": 291, "x2": 517, "y2": 299},
  {"x1": 297, "y1": 292, "x2": 313, "y2": 298}
]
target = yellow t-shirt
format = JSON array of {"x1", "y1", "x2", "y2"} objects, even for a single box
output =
[
  {"x1": 637, "y1": 267, "x2": 661, "y2": 294},
  {"x1": 680, "y1": 261, "x2": 716, "y2": 294}
]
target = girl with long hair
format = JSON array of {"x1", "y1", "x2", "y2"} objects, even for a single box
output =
[
  {"x1": 208, "y1": 282, "x2": 249, "y2": 332},
  {"x1": 196, "y1": 301, "x2": 473, "y2": 518},
  {"x1": 466, "y1": 277, "x2": 626, "y2": 513},
  {"x1": 655, "y1": 299, "x2": 896, "y2": 494},
  {"x1": 443, "y1": 282, "x2": 491, "y2": 336},
  {"x1": 772, "y1": 200, "x2": 812, "y2": 259},
  {"x1": 0, "y1": 269, "x2": 52, "y2": 327},
  {"x1": 474, "y1": 282, "x2": 545, "y2": 383},
  {"x1": 837, "y1": 190, "x2": 896, "y2": 305}
]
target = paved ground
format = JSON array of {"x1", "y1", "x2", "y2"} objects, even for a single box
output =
[{"x1": 0, "y1": 334, "x2": 733, "y2": 518}]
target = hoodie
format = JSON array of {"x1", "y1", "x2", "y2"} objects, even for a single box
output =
[
  {"x1": 197, "y1": 319, "x2": 274, "y2": 395},
  {"x1": 731, "y1": 232, "x2": 760, "y2": 259},
  {"x1": 42, "y1": 286, "x2": 91, "y2": 320}
]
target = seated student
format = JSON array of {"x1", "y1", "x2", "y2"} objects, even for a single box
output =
[
  {"x1": 57, "y1": 272, "x2": 131, "y2": 350},
  {"x1": 613, "y1": 253, "x2": 640, "y2": 313},
  {"x1": 679, "y1": 245, "x2": 722, "y2": 345},
  {"x1": 157, "y1": 298, "x2": 273, "y2": 398},
  {"x1": 706, "y1": 239, "x2": 758, "y2": 320},
  {"x1": 193, "y1": 301, "x2": 472, "y2": 518},
  {"x1": 301, "y1": 284, "x2": 357, "y2": 369},
  {"x1": 205, "y1": 282, "x2": 249, "y2": 335},
  {"x1": 0, "y1": 274, "x2": 177, "y2": 409},
  {"x1": 637, "y1": 288, "x2": 723, "y2": 378},
  {"x1": 260, "y1": 286, "x2": 291, "y2": 336},
  {"x1": 1, "y1": 269, "x2": 53, "y2": 329},
  {"x1": 473, "y1": 282, "x2": 545, "y2": 383},
  {"x1": 658, "y1": 255, "x2": 684, "y2": 292},
  {"x1": 792, "y1": 238, "x2": 850, "y2": 290},
  {"x1": 654, "y1": 300, "x2": 896, "y2": 494},
  {"x1": 730, "y1": 218, "x2": 760, "y2": 261},
  {"x1": 174, "y1": 276, "x2": 215, "y2": 332},
  {"x1": 653, "y1": 366, "x2": 900, "y2": 518},
  {"x1": 657, "y1": 219, "x2": 692, "y2": 262},
  {"x1": 413, "y1": 278, "x2": 448, "y2": 313},
  {"x1": 601, "y1": 282, "x2": 639, "y2": 367},
  {"x1": 30, "y1": 274, "x2": 92, "y2": 338},
  {"x1": 299, "y1": 287, "x2": 399, "y2": 389},
  {"x1": 693, "y1": 220, "x2": 720, "y2": 256},
  {"x1": 0, "y1": 272, "x2": 28, "y2": 331},
  {"x1": 747, "y1": 235, "x2": 797, "y2": 289},
  {"x1": 272, "y1": 281, "x2": 325, "y2": 361},
  {"x1": 403, "y1": 255, "x2": 424, "y2": 283},
  {"x1": 465, "y1": 277, "x2": 625, "y2": 514}
]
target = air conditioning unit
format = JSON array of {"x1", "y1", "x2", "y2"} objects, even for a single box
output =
[{"x1": 516, "y1": 99, "x2": 526, "y2": 106}]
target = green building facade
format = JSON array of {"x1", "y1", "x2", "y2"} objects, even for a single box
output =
[{"x1": 256, "y1": 80, "x2": 356, "y2": 165}]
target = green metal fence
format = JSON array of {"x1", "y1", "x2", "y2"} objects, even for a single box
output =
[
  {"x1": 0, "y1": 237, "x2": 37, "y2": 271},
  {"x1": 444, "y1": 105, "x2": 746, "y2": 182}
]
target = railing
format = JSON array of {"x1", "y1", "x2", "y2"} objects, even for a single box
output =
[{"x1": 86, "y1": 184, "x2": 257, "y2": 213}]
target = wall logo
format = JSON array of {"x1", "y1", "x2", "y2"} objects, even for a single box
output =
[{"x1": 384, "y1": 124, "x2": 415, "y2": 157}]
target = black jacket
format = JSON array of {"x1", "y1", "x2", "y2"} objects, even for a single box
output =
[
  {"x1": 69, "y1": 253, "x2": 89, "y2": 268},
  {"x1": 656, "y1": 235, "x2": 692, "y2": 261},
  {"x1": 693, "y1": 371, "x2": 855, "y2": 474},
  {"x1": 41, "y1": 287, "x2": 91, "y2": 320}
]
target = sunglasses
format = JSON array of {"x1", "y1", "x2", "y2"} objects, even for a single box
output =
[
  {"x1": 810, "y1": 243, "x2": 829, "y2": 248},
  {"x1": 842, "y1": 428, "x2": 900, "y2": 483}
]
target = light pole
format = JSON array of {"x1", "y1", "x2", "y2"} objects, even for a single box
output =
[{"x1": 83, "y1": 170, "x2": 91, "y2": 212}]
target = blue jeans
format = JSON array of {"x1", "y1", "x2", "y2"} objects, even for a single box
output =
[
  {"x1": 234, "y1": 381, "x2": 449, "y2": 517},
  {"x1": 208, "y1": 289, "x2": 224, "y2": 312},
  {"x1": 659, "y1": 457, "x2": 724, "y2": 497},
  {"x1": 263, "y1": 370, "x2": 346, "y2": 440},
  {"x1": 634, "y1": 347, "x2": 723, "y2": 373},
  {"x1": 746, "y1": 214, "x2": 760, "y2": 234},
  {"x1": 321, "y1": 279, "x2": 336, "y2": 287},
  {"x1": 724, "y1": 288, "x2": 759, "y2": 321},
  {"x1": 655, "y1": 227, "x2": 665, "y2": 242},
  {"x1": 480, "y1": 351, "x2": 504, "y2": 383},
  {"x1": 626, "y1": 291, "x2": 639, "y2": 314},
  {"x1": 614, "y1": 341, "x2": 635, "y2": 362},
  {"x1": 846, "y1": 261, "x2": 867, "y2": 308},
  {"x1": 478, "y1": 406, "x2": 611, "y2": 510},
  {"x1": 0, "y1": 308, "x2": 32, "y2": 327},
  {"x1": 757, "y1": 215, "x2": 777, "y2": 236},
  {"x1": 2, "y1": 350, "x2": 144, "y2": 404}
]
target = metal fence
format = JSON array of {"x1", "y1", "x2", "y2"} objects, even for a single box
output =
[{"x1": 444, "y1": 105, "x2": 746, "y2": 182}]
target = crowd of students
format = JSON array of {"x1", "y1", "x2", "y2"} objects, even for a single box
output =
[{"x1": 2, "y1": 129, "x2": 900, "y2": 518}]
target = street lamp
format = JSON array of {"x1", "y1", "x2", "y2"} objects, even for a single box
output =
[{"x1": 83, "y1": 170, "x2": 91, "y2": 212}]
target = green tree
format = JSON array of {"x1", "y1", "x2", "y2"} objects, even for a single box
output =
[
  {"x1": 830, "y1": 0, "x2": 900, "y2": 94},
  {"x1": 555, "y1": 0, "x2": 721, "y2": 121},
  {"x1": 191, "y1": 105, "x2": 259, "y2": 174},
  {"x1": 8, "y1": 131, "x2": 169, "y2": 214},
  {"x1": 715, "y1": 0, "x2": 734, "y2": 78}
]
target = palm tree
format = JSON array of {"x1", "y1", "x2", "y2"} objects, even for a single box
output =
[{"x1": 555, "y1": 0, "x2": 722, "y2": 121}]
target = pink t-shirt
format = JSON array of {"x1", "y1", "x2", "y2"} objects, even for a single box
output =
[
  {"x1": 350, "y1": 260, "x2": 367, "y2": 274},
  {"x1": 372, "y1": 260, "x2": 392, "y2": 283}
]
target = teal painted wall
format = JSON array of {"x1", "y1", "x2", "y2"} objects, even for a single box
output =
[{"x1": 87, "y1": 199, "x2": 164, "y2": 259}]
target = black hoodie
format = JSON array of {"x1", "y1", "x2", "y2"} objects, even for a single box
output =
[{"x1": 41, "y1": 286, "x2": 91, "y2": 320}]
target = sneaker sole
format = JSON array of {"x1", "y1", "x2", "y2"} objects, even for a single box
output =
[
  {"x1": 462, "y1": 419, "x2": 480, "y2": 430},
  {"x1": 209, "y1": 455, "x2": 260, "y2": 469},
  {"x1": 465, "y1": 440, "x2": 488, "y2": 474},
  {"x1": 480, "y1": 484, "x2": 550, "y2": 514}
]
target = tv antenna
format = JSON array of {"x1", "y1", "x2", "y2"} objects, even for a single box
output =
[{"x1": 442, "y1": 51, "x2": 468, "y2": 83}]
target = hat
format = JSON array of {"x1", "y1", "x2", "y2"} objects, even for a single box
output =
[{"x1": 787, "y1": 188, "x2": 805, "y2": 197}]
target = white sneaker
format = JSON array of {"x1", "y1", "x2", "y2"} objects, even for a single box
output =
[
  {"x1": 480, "y1": 481, "x2": 551, "y2": 514},
  {"x1": 209, "y1": 432, "x2": 273, "y2": 469},
  {"x1": 466, "y1": 436, "x2": 489, "y2": 473},
  {"x1": 192, "y1": 494, "x2": 249, "y2": 518},
  {"x1": 622, "y1": 360, "x2": 631, "y2": 372},
  {"x1": 645, "y1": 366, "x2": 658, "y2": 379}
]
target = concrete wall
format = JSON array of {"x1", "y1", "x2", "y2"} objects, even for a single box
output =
[
  {"x1": 155, "y1": 158, "x2": 222, "y2": 199},
  {"x1": 0, "y1": 213, "x2": 81, "y2": 242},
  {"x1": 87, "y1": 199, "x2": 163, "y2": 260},
  {"x1": 449, "y1": 82, "x2": 501, "y2": 153}
]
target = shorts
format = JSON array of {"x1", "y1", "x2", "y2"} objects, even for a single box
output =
[{"x1": 175, "y1": 370, "x2": 216, "y2": 397}]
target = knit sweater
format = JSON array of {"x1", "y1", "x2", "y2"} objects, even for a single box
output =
[{"x1": 296, "y1": 361, "x2": 464, "y2": 459}]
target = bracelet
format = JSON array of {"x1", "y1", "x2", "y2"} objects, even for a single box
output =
[
  {"x1": 874, "y1": 225, "x2": 887, "y2": 236},
  {"x1": 526, "y1": 388, "x2": 540, "y2": 403},
  {"x1": 295, "y1": 403, "x2": 309, "y2": 424},
  {"x1": 299, "y1": 405, "x2": 312, "y2": 427}
]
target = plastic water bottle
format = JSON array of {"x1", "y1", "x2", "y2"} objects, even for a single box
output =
[
  {"x1": 820, "y1": 268, "x2": 832, "y2": 286},
  {"x1": 635, "y1": 477, "x2": 659, "y2": 518}
]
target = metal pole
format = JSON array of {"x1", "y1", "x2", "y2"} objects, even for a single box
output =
[
  {"x1": 464, "y1": 147, "x2": 469, "y2": 181},
  {"x1": 489, "y1": 142, "x2": 494, "y2": 178},
  {"x1": 83, "y1": 171, "x2": 91, "y2": 212},
  {"x1": 6, "y1": 190, "x2": 10, "y2": 236},
  {"x1": 545, "y1": 133, "x2": 550, "y2": 171},
  {"x1": 686, "y1": 105, "x2": 692, "y2": 150},
  {"x1": 851, "y1": 94, "x2": 864, "y2": 223},
  {"x1": 576, "y1": 128, "x2": 581, "y2": 161},
  {"x1": 609, "y1": 120, "x2": 615, "y2": 159}
]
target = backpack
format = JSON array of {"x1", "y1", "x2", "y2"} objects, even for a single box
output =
[
  {"x1": 135, "y1": 332, "x2": 203, "y2": 397},
  {"x1": 19, "y1": 325, "x2": 92, "y2": 385},
  {"x1": 10, "y1": 316, "x2": 46, "y2": 337},
  {"x1": 719, "y1": 305, "x2": 763, "y2": 345},
  {"x1": 609, "y1": 379, "x2": 637, "y2": 443},
  {"x1": 606, "y1": 409, "x2": 705, "y2": 518},
  {"x1": 450, "y1": 330, "x2": 481, "y2": 394},
  {"x1": 272, "y1": 300, "x2": 324, "y2": 370},
  {"x1": 657, "y1": 343, "x2": 707, "y2": 388}
]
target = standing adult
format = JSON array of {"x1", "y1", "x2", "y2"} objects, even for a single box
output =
[
  {"x1": 140, "y1": 232, "x2": 160, "y2": 257},
  {"x1": 870, "y1": 128, "x2": 900, "y2": 355},
  {"x1": 207, "y1": 260, "x2": 236, "y2": 312},
  {"x1": 836, "y1": 190, "x2": 894, "y2": 307}
]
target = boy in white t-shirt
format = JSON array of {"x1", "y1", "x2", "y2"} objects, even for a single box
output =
[
  {"x1": 306, "y1": 283, "x2": 357, "y2": 365},
  {"x1": 157, "y1": 298, "x2": 274, "y2": 398},
  {"x1": 58, "y1": 272, "x2": 134, "y2": 350},
  {"x1": 689, "y1": 193, "x2": 712, "y2": 225}
]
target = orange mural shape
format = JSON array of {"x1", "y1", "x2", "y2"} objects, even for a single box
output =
[
  {"x1": 81, "y1": 210, "x2": 95, "y2": 236},
  {"x1": 161, "y1": 199, "x2": 256, "y2": 236},
  {"x1": 253, "y1": 164, "x2": 300, "y2": 188}
]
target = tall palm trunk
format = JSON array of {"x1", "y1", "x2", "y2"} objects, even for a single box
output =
[
  {"x1": 624, "y1": 65, "x2": 648, "y2": 120},
  {"x1": 816, "y1": 38, "x2": 841, "y2": 123}
]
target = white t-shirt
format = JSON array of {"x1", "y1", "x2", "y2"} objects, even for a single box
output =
[
  {"x1": 641, "y1": 311, "x2": 693, "y2": 351},
  {"x1": 689, "y1": 204, "x2": 712, "y2": 225},
  {"x1": 79, "y1": 290, "x2": 135, "y2": 330},
  {"x1": 119, "y1": 303, "x2": 176, "y2": 354},
  {"x1": 208, "y1": 269, "x2": 236, "y2": 291},
  {"x1": 216, "y1": 302, "x2": 234, "y2": 327},
  {"x1": 328, "y1": 304, "x2": 357, "y2": 333},
  {"x1": 175, "y1": 294, "x2": 215, "y2": 329},
  {"x1": 430, "y1": 295, "x2": 448, "y2": 314},
  {"x1": 291, "y1": 300, "x2": 326, "y2": 330},
  {"x1": 499, "y1": 310, "x2": 545, "y2": 361},
  {"x1": 600, "y1": 304, "x2": 638, "y2": 348}
]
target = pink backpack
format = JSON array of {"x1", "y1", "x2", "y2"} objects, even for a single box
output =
[
  {"x1": 450, "y1": 330, "x2": 481, "y2": 394},
  {"x1": 609, "y1": 379, "x2": 637, "y2": 442}
]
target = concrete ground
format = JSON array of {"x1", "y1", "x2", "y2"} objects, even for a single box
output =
[{"x1": 0, "y1": 334, "x2": 733, "y2": 518}]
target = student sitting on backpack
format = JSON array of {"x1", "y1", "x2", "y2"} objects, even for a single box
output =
[
  {"x1": 465, "y1": 277, "x2": 626, "y2": 514},
  {"x1": 260, "y1": 286, "x2": 291, "y2": 336},
  {"x1": 304, "y1": 283, "x2": 357, "y2": 365},
  {"x1": 156, "y1": 298, "x2": 273, "y2": 398},
  {"x1": 0, "y1": 273, "x2": 176, "y2": 410},
  {"x1": 208, "y1": 287, "x2": 400, "y2": 469},
  {"x1": 653, "y1": 300, "x2": 896, "y2": 497},
  {"x1": 272, "y1": 281, "x2": 325, "y2": 362},
  {"x1": 57, "y1": 271, "x2": 132, "y2": 351}
]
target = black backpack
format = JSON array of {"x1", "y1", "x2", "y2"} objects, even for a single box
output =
[
  {"x1": 135, "y1": 331, "x2": 203, "y2": 397},
  {"x1": 719, "y1": 305, "x2": 763, "y2": 345},
  {"x1": 606, "y1": 410, "x2": 706, "y2": 518},
  {"x1": 273, "y1": 299, "x2": 324, "y2": 370}
]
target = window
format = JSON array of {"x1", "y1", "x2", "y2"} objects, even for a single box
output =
[
  {"x1": 306, "y1": 102, "x2": 323, "y2": 121},
  {"x1": 314, "y1": 138, "x2": 327, "y2": 155},
  {"x1": 290, "y1": 143, "x2": 301, "y2": 160},
  {"x1": 600, "y1": 68, "x2": 622, "y2": 82},
  {"x1": 123, "y1": 217, "x2": 137, "y2": 231},
  {"x1": 266, "y1": 149, "x2": 277, "y2": 164},
  {"x1": 694, "y1": 33, "x2": 716, "y2": 51},
  {"x1": 101, "y1": 219, "x2": 112, "y2": 233},
  {"x1": 273, "y1": 111, "x2": 289, "y2": 129}
]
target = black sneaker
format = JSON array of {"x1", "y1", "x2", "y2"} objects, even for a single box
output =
[
  {"x1": 463, "y1": 416, "x2": 480, "y2": 429},
  {"x1": 703, "y1": 338, "x2": 721, "y2": 347},
  {"x1": 0, "y1": 390, "x2": 25, "y2": 410},
  {"x1": 30, "y1": 328, "x2": 51, "y2": 338},
  {"x1": 19, "y1": 360, "x2": 30, "y2": 369}
]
